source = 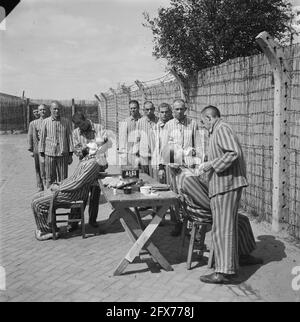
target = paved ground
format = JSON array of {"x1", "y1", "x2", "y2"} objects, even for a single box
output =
[{"x1": 0, "y1": 134, "x2": 300, "y2": 302}]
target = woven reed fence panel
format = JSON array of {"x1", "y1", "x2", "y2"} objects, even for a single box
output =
[
  {"x1": 0, "y1": 93, "x2": 26, "y2": 131},
  {"x1": 187, "y1": 54, "x2": 275, "y2": 225}
]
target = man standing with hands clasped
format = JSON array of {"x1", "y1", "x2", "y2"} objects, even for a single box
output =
[
  {"x1": 197, "y1": 105, "x2": 262, "y2": 284},
  {"x1": 39, "y1": 101, "x2": 73, "y2": 188}
]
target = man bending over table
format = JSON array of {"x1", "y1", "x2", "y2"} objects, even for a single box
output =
[{"x1": 170, "y1": 166, "x2": 263, "y2": 269}]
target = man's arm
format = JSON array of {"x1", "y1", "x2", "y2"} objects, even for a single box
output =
[
  {"x1": 66, "y1": 120, "x2": 74, "y2": 155},
  {"x1": 72, "y1": 128, "x2": 83, "y2": 159},
  {"x1": 118, "y1": 120, "x2": 128, "y2": 154},
  {"x1": 28, "y1": 122, "x2": 34, "y2": 153},
  {"x1": 59, "y1": 161, "x2": 100, "y2": 191},
  {"x1": 210, "y1": 125, "x2": 241, "y2": 174},
  {"x1": 39, "y1": 120, "x2": 46, "y2": 155}
]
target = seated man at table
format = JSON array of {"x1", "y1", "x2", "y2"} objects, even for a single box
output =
[
  {"x1": 31, "y1": 142, "x2": 106, "y2": 241},
  {"x1": 170, "y1": 166, "x2": 263, "y2": 267}
]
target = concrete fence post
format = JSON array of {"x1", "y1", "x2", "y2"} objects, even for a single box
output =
[{"x1": 256, "y1": 31, "x2": 292, "y2": 233}]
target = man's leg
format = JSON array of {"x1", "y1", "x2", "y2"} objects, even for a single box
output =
[
  {"x1": 88, "y1": 184, "x2": 101, "y2": 227},
  {"x1": 210, "y1": 189, "x2": 241, "y2": 275},
  {"x1": 39, "y1": 153, "x2": 46, "y2": 189},
  {"x1": 56, "y1": 156, "x2": 68, "y2": 182},
  {"x1": 33, "y1": 152, "x2": 43, "y2": 191},
  {"x1": 45, "y1": 155, "x2": 56, "y2": 188},
  {"x1": 31, "y1": 192, "x2": 55, "y2": 240}
]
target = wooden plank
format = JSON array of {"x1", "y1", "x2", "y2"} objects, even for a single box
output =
[
  {"x1": 120, "y1": 209, "x2": 173, "y2": 271},
  {"x1": 123, "y1": 205, "x2": 169, "y2": 262},
  {"x1": 114, "y1": 258, "x2": 130, "y2": 276}
]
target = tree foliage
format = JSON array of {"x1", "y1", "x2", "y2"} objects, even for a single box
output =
[{"x1": 143, "y1": 0, "x2": 294, "y2": 77}]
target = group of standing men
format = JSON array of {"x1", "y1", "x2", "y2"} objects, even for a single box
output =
[
  {"x1": 118, "y1": 99, "x2": 262, "y2": 284},
  {"x1": 28, "y1": 98, "x2": 262, "y2": 283}
]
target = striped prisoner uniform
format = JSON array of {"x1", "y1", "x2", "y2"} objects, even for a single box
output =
[
  {"x1": 39, "y1": 116, "x2": 73, "y2": 188},
  {"x1": 134, "y1": 115, "x2": 159, "y2": 175},
  {"x1": 73, "y1": 120, "x2": 111, "y2": 224},
  {"x1": 162, "y1": 117, "x2": 205, "y2": 167},
  {"x1": 207, "y1": 118, "x2": 248, "y2": 275},
  {"x1": 32, "y1": 155, "x2": 101, "y2": 233},
  {"x1": 175, "y1": 167, "x2": 255, "y2": 257},
  {"x1": 118, "y1": 114, "x2": 141, "y2": 167},
  {"x1": 28, "y1": 118, "x2": 46, "y2": 189}
]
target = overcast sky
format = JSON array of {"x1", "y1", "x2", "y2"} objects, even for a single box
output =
[{"x1": 0, "y1": 0, "x2": 300, "y2": 100}]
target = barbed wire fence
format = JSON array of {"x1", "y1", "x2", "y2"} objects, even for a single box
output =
[
  {"x1": 98, "y1": 42, "x2": 300, "y2": 240},
  {"x1": 0, "y1": 40, "x2": 299, "y2": 239}
]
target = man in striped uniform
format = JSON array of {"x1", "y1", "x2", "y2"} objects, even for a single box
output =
[
  {"x1": 135, "y1": 101, "x2": 159, "y2": 176},
  {"x1": 28, "y1": 104, "x2": 47, "y2": 191},
  {"x1": 162, "y1": 99, "x2": 204, "y2": 167},
  {"x1": 32, "y1": 142, "x2": 104, "y2": 240},
  {"x1": 174, "y1": 167, "x2": 259, "y2": 266},
  {"x1": 162, "y1": 99, "x2": 204, "y2": 236},
  {"x1": 39, "y1": 101, "x2": 74, "y2": 188},
  {"x1": 72, "y1": 111, "x2": 111, "y2": 228},
  {"x1": 197, "y1": 105, "x2": 262, "y2": 284},
  {"x1": 118, "y1": 100, "x2": 141, "y2": 167},
  {"x1": 152, "y1": 102, "x2": 173, "y2": 178}
]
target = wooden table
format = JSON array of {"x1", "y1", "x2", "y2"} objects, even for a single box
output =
[{"x1": 98, "y1": 173, "x2": 179, "y2": 276}]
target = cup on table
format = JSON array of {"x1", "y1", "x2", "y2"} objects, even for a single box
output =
[{"x1": 140, "y1": 186, "x2": 151, "y2": 195}]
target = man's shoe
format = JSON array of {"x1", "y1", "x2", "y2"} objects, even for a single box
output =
[
  {"x1": 199, "y1": 272, "x2": 234, "y2": 284},
  {"x1": 67, "y1": 224, "x2": 79, "y2": 232},
  {"x1": 89, "y1": 222, "x2": 99, "y2": 228},
  {"x1": 170, "y1": 222, "x2": 183, "y2": 237},
  {"x1": 239, "y1": 255, "x2": 263, "y2": 266},
  {"x1": 35, "y1": 230, "x2": 59, "y2": 241}
]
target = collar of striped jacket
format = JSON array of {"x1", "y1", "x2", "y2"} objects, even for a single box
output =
[{"x1": 209, "y1": 118, "x2": 222, "y2": 135}]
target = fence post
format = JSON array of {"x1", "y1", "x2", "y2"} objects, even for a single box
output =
[
  {"x1": 100, "y1": 93, "x2": 108, "y2": 129},
  {"x1": 94, "y1": 94, "x2": 102, "y2": 124},
  {"x1": 135, "y1": 80, "x2": 146, "y2": 106},
  {"x1": 256, "y1": 31, "x2": 291, "y2": 233},
  {"x1": 71, "y1": 98, "x2": 75, "y2": 116},
  {"x1": 26, "y1": 98, "x2": 30, "y2": 131},
  {"x1": 110, "y1": 88, "x2": 118, "y2": 152},
  {"x1": 170, "y1": 68, "x2": 188, "y2": 102}
]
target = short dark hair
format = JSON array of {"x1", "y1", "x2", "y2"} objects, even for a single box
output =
[
  {"x1": 173, "y1": 98, "x2": 186, "y2": 106},
  {"x1": 129, "y1": 100, "x2": 140, "y2": 108},
  {"x1": 143, "y1": 100, "x2": 154, "y2": 108},
  {"x1": 50, "y1": 100, "x2": 61, "y2": 108},
  {"x1": 72, "y1": 111, "x2": 86, "y2": 123},
  {"x1": 201, "y1": 105, "x2": 221, "y2": 118},
  {"x1": 158, "y1": 102, "x2": 172, "y2": 111}
]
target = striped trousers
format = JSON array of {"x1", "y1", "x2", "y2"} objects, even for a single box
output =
[
  {"x1": 33, "y1": 152, "x2": 46, "y2": 190},
  {"x1": 177, "y1": 171, "x2": 256, "y2": 272},
  {"x1": 45, "y1": 155, "x2": 69, "y2": 188},
  {"x1": 211, "y1": 188, "x2": 243, "y2": 275},
  {"x1": 31, "y1": 191, "x2": 71, "y2": 233}
]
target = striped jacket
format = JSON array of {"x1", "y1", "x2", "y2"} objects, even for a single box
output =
[
  {"x1": 208, "y1": 118, "x2": 248, "y2": 198},
  {"x1": 28, "y1": 118, "x2": 45, "y2": 153},
  {"x1": 73, "y1": 120, "x2": 111, "y2": 167},
  {"x1": 57, "y1": 155, "x2": 101, "y2": 203},
  {"x1": 134, "y1": 116, "x2": 159, "y2": 158},
  {"x1": 118, "y1": 115, "x2": 141, "y2": 155},
  {"x1": 39, "y1": 116, "x2": 73, "y2": 156},
  {"x1": 163, "y1": 117, "x2": 205, "y2": 166}
]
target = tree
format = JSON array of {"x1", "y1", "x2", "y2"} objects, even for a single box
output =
[{"x1": 143, "y1": 0, "x2": 295, "y2": 77}]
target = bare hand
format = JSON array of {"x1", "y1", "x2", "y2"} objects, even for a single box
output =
[{"x1": 30, "y1": 152, "x2": 34, "y2": 158}]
